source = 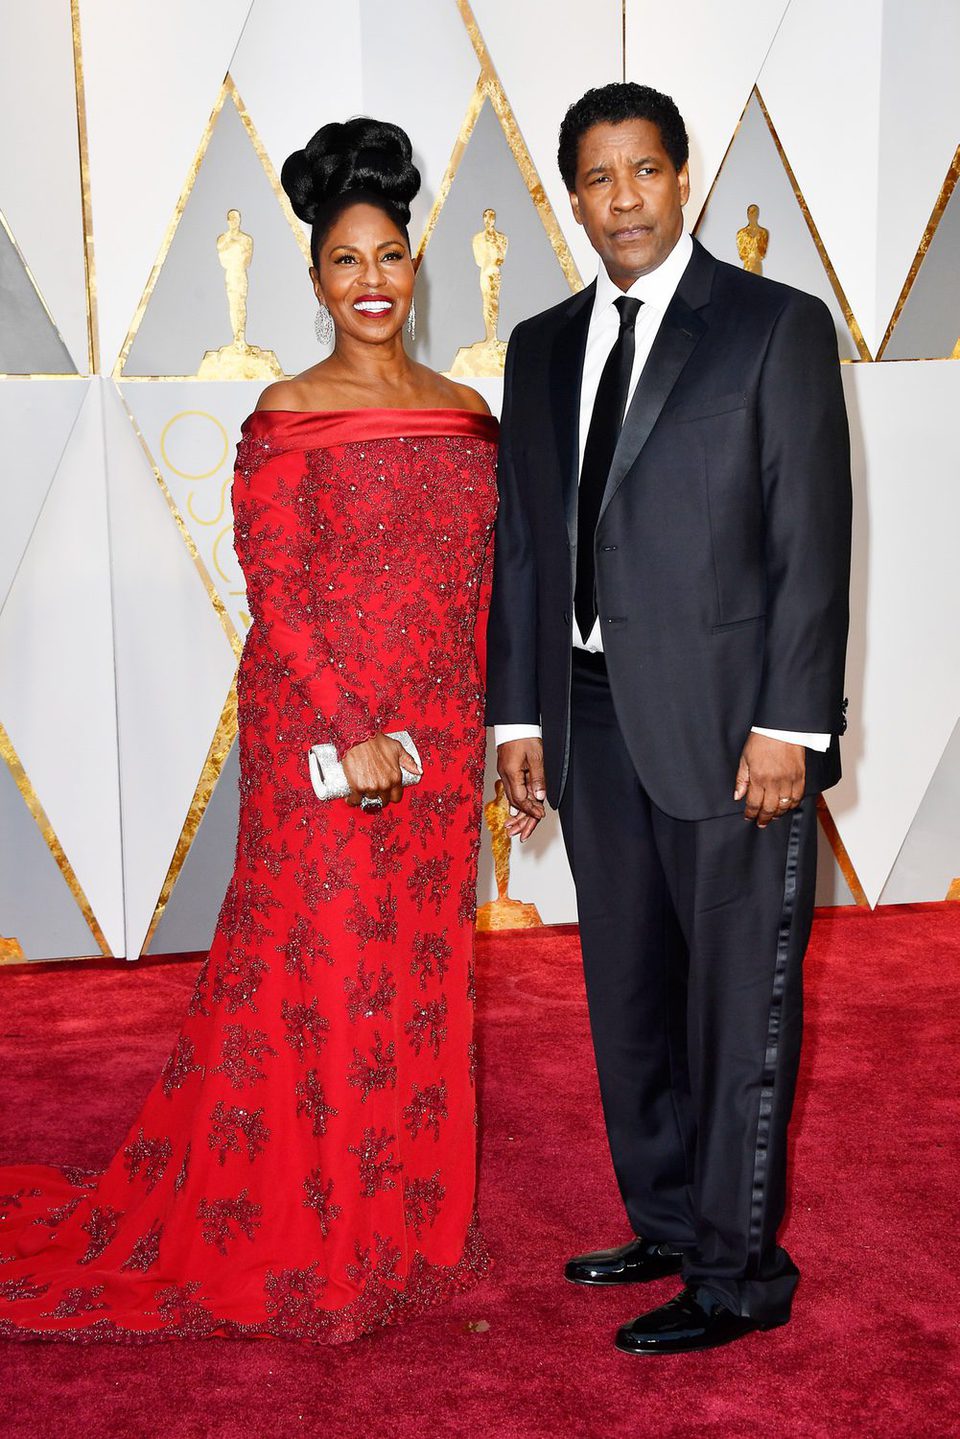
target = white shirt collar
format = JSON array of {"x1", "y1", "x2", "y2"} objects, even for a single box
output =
[{"x1": 593, "y1": 229, "x2": 693, "y2": 316}]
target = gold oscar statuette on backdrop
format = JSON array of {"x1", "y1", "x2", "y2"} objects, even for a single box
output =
[
  {"x1": 737, "y1": 203, "x2": 769, "y2": 276},
  {"x1": 197, "y1": 209, "x2": 283, "y2": 380},
  {"x1": 450, "y1": 208, "x2": 509, "y2": 378},
  {"x1": 0, "y1": 934, "x2": 25, "y2": 963},
  {"x1": 475, "y1": 780, "x2": 543, "y2": 931},
  {"x1": 951, "y1": 338, "x2": 960, "y2": 359}
]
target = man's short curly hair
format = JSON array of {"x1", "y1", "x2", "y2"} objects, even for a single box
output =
[{"x1": 557, "y1": 83, "x2": 689, "y2": 191}]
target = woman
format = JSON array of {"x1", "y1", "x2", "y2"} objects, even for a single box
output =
[{"x1": 0, "y1": 118, "x2": 497, "y2": 1342}]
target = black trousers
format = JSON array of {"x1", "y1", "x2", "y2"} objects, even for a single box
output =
[{"x1": 558, "y1": 651, "x2": 818, "y2": 1324}]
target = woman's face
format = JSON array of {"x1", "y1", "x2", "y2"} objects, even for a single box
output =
[{"x1": 311, "y1": 202, "x2": 415, "y2": 346}]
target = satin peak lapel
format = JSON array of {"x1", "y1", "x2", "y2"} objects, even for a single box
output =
[
  {"x1": 598, "y1": 299, "x2": 705, "y2": 523},
  {"x1": 549, "y1": 284, "x2": 594, "y2": 543}
]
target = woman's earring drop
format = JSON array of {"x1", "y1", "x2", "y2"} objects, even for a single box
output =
[
  {"x1": 315, "y1": 304, "x2": 334, "y2": 345},
  {"x1": 407, "y1": 299, "x2": 417, "y2": 343}
]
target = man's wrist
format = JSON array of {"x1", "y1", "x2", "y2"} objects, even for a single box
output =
[
  {"x1": 493, "y1": 723, "x2": 542, "y2": 747},
  {"x1": 751, "y1": 725, "x2": 830, "y2": 753}
]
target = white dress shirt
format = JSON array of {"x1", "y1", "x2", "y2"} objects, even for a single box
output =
[{"x1": 494, "y1": 230, "x2": 828, "y2": 755}]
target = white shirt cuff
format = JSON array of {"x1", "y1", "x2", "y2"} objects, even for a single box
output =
[
  {"x1": 494, "y1": 724, "x2": 542, "y2": 746},
  {"x1": 752, "y1": 726, "x2": 830, "y2": 752}
]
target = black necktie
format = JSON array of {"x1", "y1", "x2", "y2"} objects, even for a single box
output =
[{"x1": 574, "y1": 294, "x2": 642, "y2": 644}]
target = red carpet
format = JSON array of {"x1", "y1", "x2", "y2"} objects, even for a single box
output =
[{"x1": 1, "y1": 907, "x2": 958, "y2": 1437}]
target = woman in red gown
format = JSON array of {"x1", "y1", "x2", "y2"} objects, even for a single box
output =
[{"x1": 0, "y1": 119, "x2": 497, "y2": 1342}]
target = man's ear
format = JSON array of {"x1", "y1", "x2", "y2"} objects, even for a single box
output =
[
  {"x1": 569, "y1": 190, "x2": 584, "y2": 228},
  {"x1": 677, "y1": 163, "x2": 691, "y2": 208}
]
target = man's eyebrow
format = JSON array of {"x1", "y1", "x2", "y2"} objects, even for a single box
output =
[{"x1": 583, "y1": 154, "x2": 659, "y2": 177}]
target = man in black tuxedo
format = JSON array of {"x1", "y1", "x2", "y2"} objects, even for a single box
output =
[{"x1": 486, "y1": 83, "x2": 851, "y2": 1356}]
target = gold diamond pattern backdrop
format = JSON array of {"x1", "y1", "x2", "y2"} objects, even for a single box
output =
[{"x1": 1, "y1": 0, "x2": 958, "y2": 961}]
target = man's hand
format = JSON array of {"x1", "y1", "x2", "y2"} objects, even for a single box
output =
[
  {"x1": 734, "y1": 732, "x2": 805, "y2": 828},
  {"x1": 496, "y1": 738, "x2": 546, "y2": 842}
]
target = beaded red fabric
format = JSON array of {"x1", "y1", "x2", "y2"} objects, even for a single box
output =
[{"x1": 0, "y1": 407, "x2": 498, "y2": 1342}]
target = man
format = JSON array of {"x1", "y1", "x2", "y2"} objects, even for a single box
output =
[{"x1": 486, "y1": 83, "x2": 851, "y2": 1356}]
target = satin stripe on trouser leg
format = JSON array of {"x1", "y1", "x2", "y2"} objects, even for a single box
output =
[
  {"x1": 559, "y1": 653, "x2": 818, "y2": 1322},
  {"x1": 649, "y1": 785, "x2": 818, "y2": 1325}
]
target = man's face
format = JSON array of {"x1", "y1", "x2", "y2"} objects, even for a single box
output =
[{"x1": 569, "y1": 119, "x2": 689, "y2": 289}]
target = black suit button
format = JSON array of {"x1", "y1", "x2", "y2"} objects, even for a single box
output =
[{"x1": 600, "y1": 545, "x2": 618, "y2": 552}]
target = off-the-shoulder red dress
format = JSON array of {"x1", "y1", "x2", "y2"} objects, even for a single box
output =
[{"x1": 0, "y1": 406, "x2": 499, "y2": 1343}]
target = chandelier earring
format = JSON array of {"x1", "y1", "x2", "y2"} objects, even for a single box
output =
[
  {"x1": 406, "y1": 298, "x2": 417, "y2": 343},
  {"x1": 314, "y1": 303, "x2": 334, "y2": 345}
]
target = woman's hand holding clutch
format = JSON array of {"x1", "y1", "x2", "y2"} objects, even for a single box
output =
[{"x1": 342, "y1": 732, "x2": 421, "y2": 811}]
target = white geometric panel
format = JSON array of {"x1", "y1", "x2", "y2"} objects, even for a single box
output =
[
  {"x1": 626, "y1": 0, "x2": 791, "y2": 222},
  {"x1": 0, "y1": 380, "x2": 87, "y2": 610},
  {"x1": 469, "y1": 0, "x2": 624, "y2": 285},
  {"x1": 0, "y1": 0, "x2": 88, "y2": 369},
  {"x1": 875, "y1": 0, "x2": 960, "y2": 354},
  {"x1": 230, "y1": 0, "x2": 363, "y2": 190},
  {"x1": 830, "y1": 361, "x2": 960, "y2": 907},
  {"x1": 81, "y1": 0, "x2": 254, "y2": 373},
  {"x1": 0, "y1": 379, "x2": 123, "y2": 954},
  {"x1": 104, "y1": 382, "x2": 239, "y2": 959},
  {"x1": 119, "y1": 381, "x2": 262, "y2": 647},
  {"x1": 695, "y1": 93, "x2": 862, "y2": 361},
  {"x1": 358, "y1": 0, "x2": 483, "y2": 251},
  {"x1": 759, "y1": 0, "x2": 884, "y2": 355}
]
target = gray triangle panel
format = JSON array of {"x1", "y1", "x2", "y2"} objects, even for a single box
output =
[
  {"x1": 0, "y1": 757, "x2": 98, "y2": 959},
  {"x1": 146, "y1": 738, "x2": 240, "y2": 955},
  {"x1": 124, "y1": 100, "x2": 314, "y2": 378},
  {"x1": 879, "y1": 718, "x2": 960, "y2": 902},
  {"x1": 883, "y1": 178, "x2": 960, "y2": 359},
  {"x1": 0, "y1": 220, "x2": 77, "y2": 374},
  {"x1": 695, "y1": 95, "x2": 859, "y2": 361},
  {"x1": 413, "y1": 100, "x2": 572, "y2": 373}
]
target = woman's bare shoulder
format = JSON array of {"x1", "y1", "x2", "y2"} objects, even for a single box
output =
[
  {"x1": 255, "y1": 364, "x2": 339, "y2": 413},
  {"x1": 414, "y1": 365, "x2": 491, "y2": 415},
  {"x1": 447, "y1": 379, "x2": 491, "y2": 415}
]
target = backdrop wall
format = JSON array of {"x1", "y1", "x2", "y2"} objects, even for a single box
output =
[{"x1": 1, "y1": 0, "x2": 958, "y2": 962}]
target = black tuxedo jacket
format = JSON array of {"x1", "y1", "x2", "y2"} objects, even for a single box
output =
[{"x1": 486, "y1": 238, "x2": 852, "y2": 821}]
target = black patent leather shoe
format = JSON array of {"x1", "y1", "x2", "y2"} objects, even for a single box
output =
[
  {"x1": 615, "y1": 1287, "x2": 783, "y2": 1356},
  {"x1": 564, "y1": 1237, "x2": 684, "y2": 1286}
]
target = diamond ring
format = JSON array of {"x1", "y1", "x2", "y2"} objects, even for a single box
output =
[{"x1": 360, "y1": 795, "x2": 384, "y2": 814}]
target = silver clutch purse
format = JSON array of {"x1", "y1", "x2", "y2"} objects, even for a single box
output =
[{"x1": 308, "y1": 730, "x2": 422, "y2": 801}]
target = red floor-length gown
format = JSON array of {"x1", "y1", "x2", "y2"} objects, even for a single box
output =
[{"x1": 0, "y1": 406, "x2": 498, "y2": 1342}]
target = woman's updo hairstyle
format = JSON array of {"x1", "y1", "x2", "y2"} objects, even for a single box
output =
[{"x1": 281, "y1": 117, "x2": 421, "y2": 266}]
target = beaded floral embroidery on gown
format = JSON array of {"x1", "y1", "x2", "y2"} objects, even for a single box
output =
[{"x1": 0, "y1": 406, "x2": 498, "y2": 1342}]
